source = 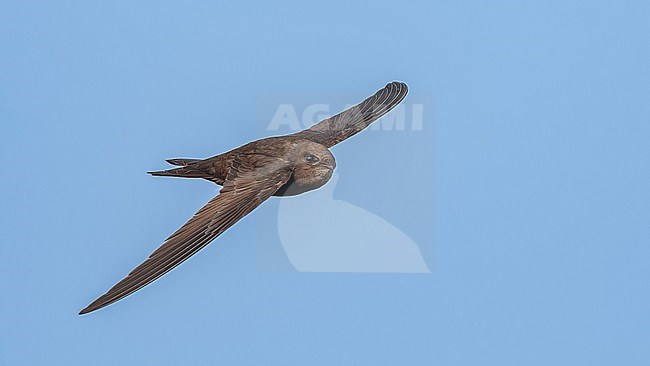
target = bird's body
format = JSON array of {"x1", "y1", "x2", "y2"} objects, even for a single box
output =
[
  {"x1": 80, "y1": 81, "x2": 408, "y2": 314},
  {"x1": 150, "y1": 136, "x2": 336, "y2": 196}
]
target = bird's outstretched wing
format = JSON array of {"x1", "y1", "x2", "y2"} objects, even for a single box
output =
[
  {"x1": 79, "y1": 156, "x2": 293, "y2": 314},
  {"x1": 292, "y1": 81, "x2": 408, "y2": 147}
]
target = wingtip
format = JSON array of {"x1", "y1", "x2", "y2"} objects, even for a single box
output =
[
  {"x1": 385, "y1": 81, "x2": 409, "y2": 97},
  {"x1": 388, "y1": 80, "x2": 408, "y2": 88},
  {"x1": 79, "y1": 300, "x2": 103, "y2": 315}
]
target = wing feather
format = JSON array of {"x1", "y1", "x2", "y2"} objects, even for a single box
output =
[
  {"x1": 292, "y1": 81, "x2": 408, "y2": 147},
  {"x1": 79, "y1": 156, "x2": 292, "y2": 314}
]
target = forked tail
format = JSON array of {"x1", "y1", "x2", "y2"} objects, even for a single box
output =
[
  {"x1": 165, "y1": 158, "x2": 200, "y2": 166},
  {"x1": 148, "y1": 158, "x2": 206, "y2": 179}
]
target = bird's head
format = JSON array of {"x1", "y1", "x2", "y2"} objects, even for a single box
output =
[{"x1": 289, "y1": 140, "x2": 336, "y2": 192}]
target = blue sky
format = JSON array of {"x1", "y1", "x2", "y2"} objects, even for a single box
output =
[{"x1": 1, "y1": 1, "x2": 649, "y2": 365}]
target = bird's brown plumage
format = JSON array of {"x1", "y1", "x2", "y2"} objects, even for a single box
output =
[
  {"x1": 80, "y1": 81, "x2": 408, "y2": 314},
  {"x1": 291, "y1": 81, "x2": 408, "y2": 147}
]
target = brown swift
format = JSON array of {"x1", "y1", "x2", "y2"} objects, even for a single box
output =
[{"x1": 79, "y1": 81, "x2": 408, "y2": 314}]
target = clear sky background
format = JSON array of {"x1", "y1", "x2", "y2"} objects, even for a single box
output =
[{"x1": 1, "y1": 1, "x2": 649, "y2": 365}]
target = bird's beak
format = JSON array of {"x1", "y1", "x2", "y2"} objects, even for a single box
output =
[{"x1": 319, "y1": 159, "x2": 336, "y2": 170}]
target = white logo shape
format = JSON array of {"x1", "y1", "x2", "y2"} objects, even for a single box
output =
[{"x1": 277, "y1": 173, "x2": 431, "y2": 272}]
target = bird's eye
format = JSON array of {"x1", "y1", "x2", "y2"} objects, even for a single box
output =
[{"x1": 305, "y1": 154, "x2": 319, "y2": 163}]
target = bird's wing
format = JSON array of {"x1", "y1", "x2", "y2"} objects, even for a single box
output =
[
  {"x1": 291, "y1": 81, "x2": 408, "y2": 148},
  {"x1": 79, "y1": 156, "x2": 293, "y2": 314}
]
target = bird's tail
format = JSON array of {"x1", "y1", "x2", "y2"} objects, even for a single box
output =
[
  {"x1": 165, "y1": 158, "x2": 200, "y2": 166},
  {"x1": 148, "y1": 158, "x2": 206, "y2": 178}
]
